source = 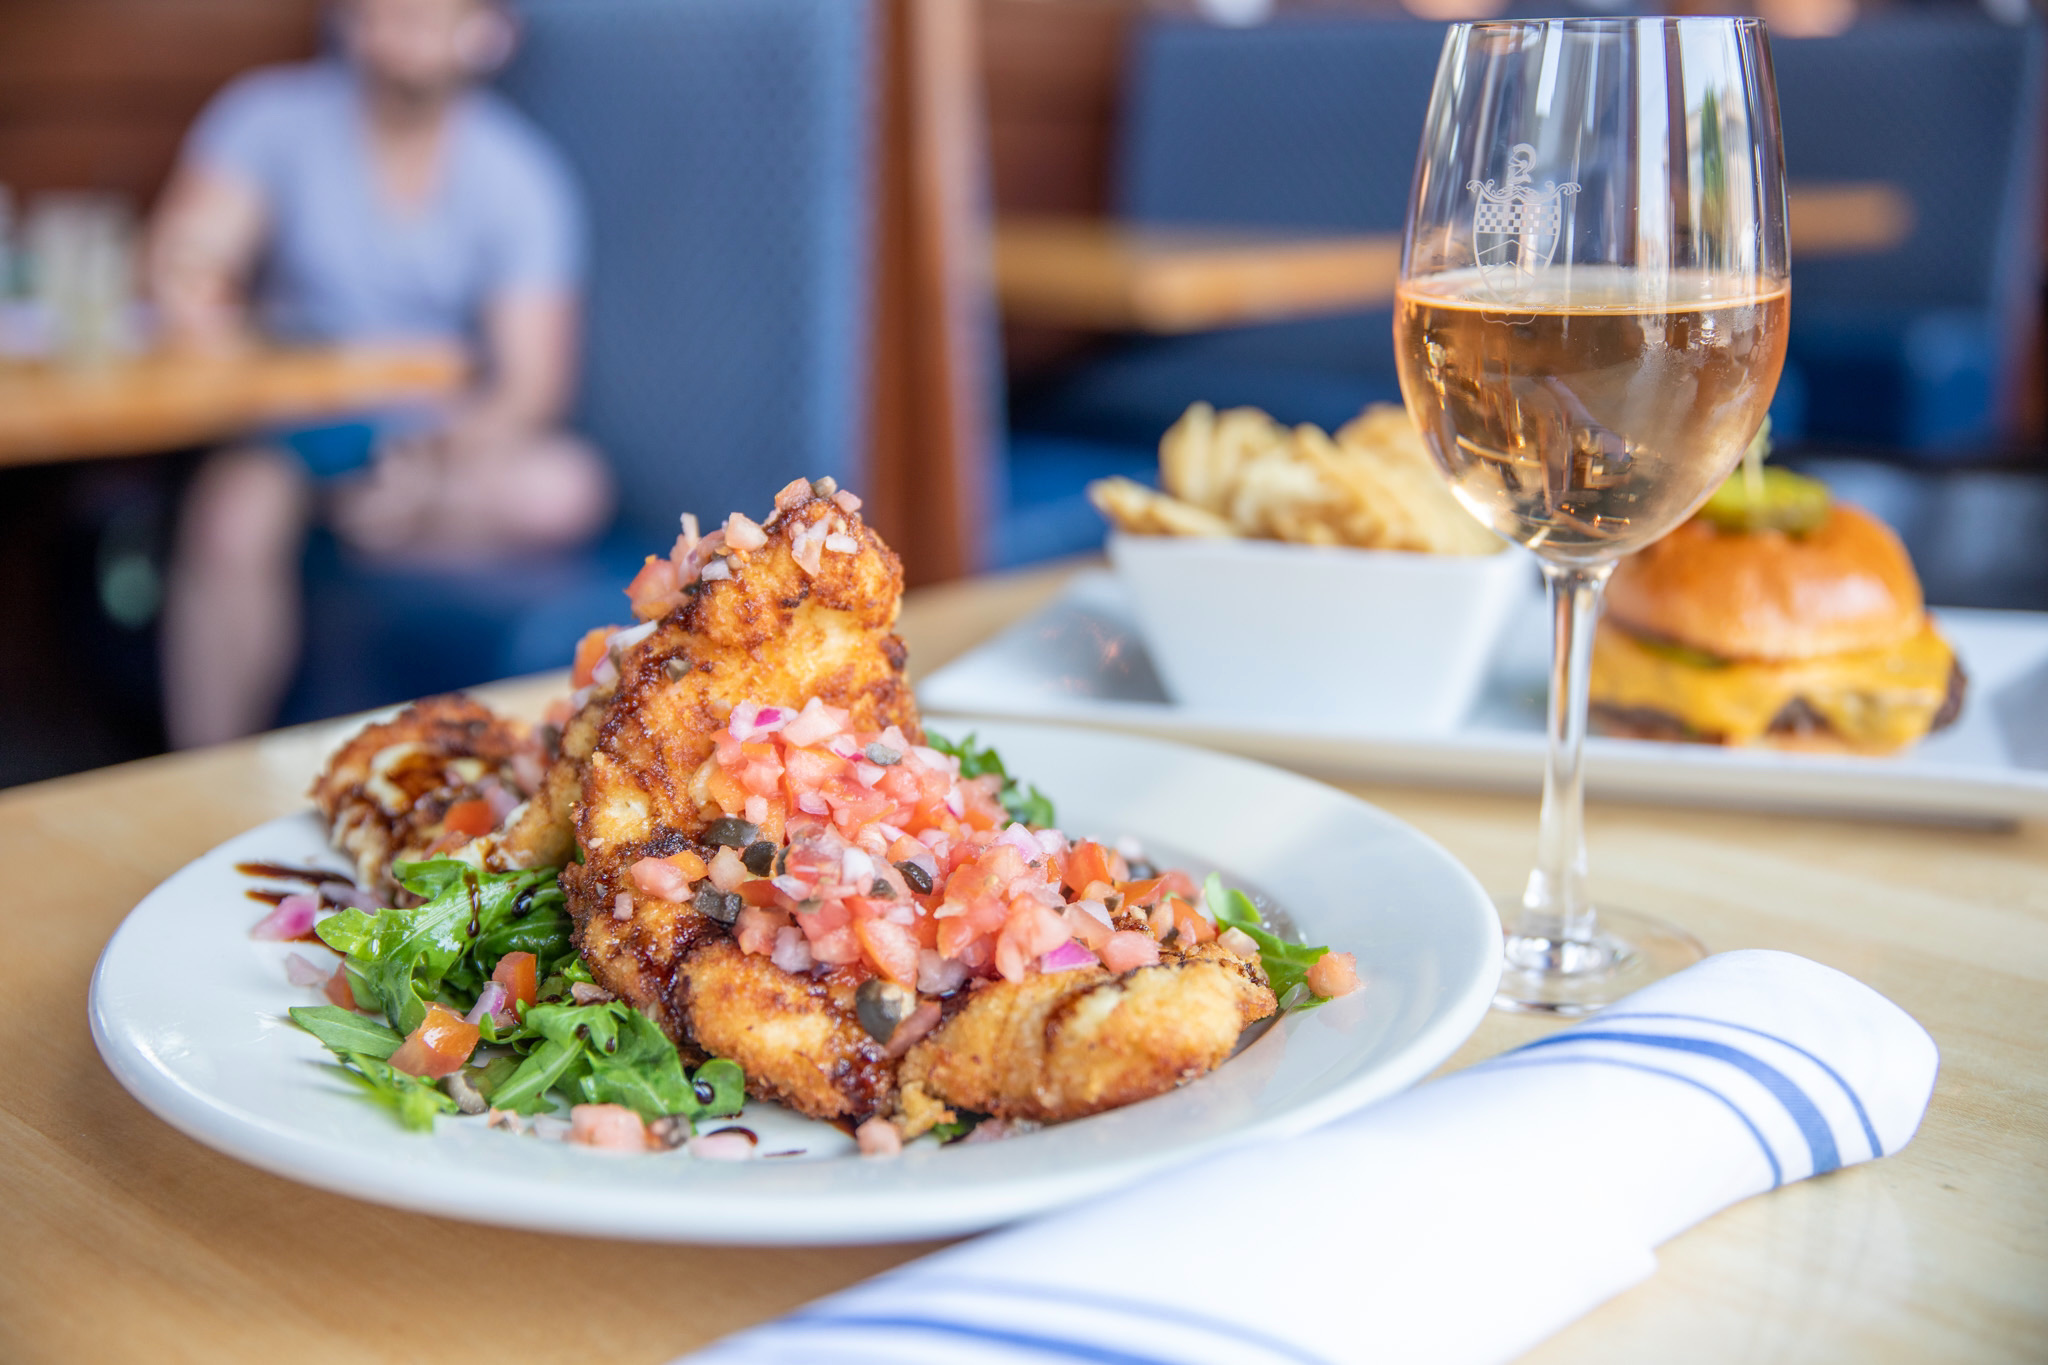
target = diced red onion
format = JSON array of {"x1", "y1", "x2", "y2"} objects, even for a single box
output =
[
  {"x1": 917, "y1": 948, "x2": 969, "y2": 995},
  {"x1": 465, "y1": 982, "x2": 511, "y2": 1028},
  {"x1": 321, "y1": 882, "x2": 382, "y2": 912},
  {"x1": 771, "y1": 873, "x2": 811, "y2": 900},
  {"x1": 853, "y1": 761, "x2": 885, "y2": 788},
  {"x1": 688, "y1": 1129, "x2": 757, "y2": 1161},
  {"x1": 251, "y1": 894, "x2": 318, "y2": 941},
  {"x1": 1040, "y1": 940, "x2": 1099, "y2": 974},
  {"x1": 885, "y1": 904, "x2": 916, "y2": 927},
  {"x1": 796, "y1": 792, "x2": 830, "y2": 817},
  {"x1": 699, "y1": 557, "x2": 733, "y2": 582},
  {"x1": 839, "y1": 847, "x2": 875, "y2": 886},
  {"x1": 708, "y1": 846, "x2": 750, "y2": 892},
  {"x1": 943, "y1": 786, "x2": 965, "y2": 818},
  {"x1": 824, "y1": 733, "x2": 862, "y2": 760},
  {"x1": 771, "y1": 926, "x2": 815, "y2": 973},
  {"x1": 1072, "y1": 898, "x2": 1113, "y2": 928},
  {"x1": 591, "y1": 654, "x2": 620, "y2": 688},
  {"x1": 1033, "y1": 827, "x2": 1068, "y2": 856},
  {"x1": 1218, "y1": 927, "x2": 1261, "y2": 960},
  {"x1": 284, "y1": 952, "x2": 329, "y2": 987},
  {"x1": 744, "y1": 794, "x2": 769, "y2": 825},
  {"x1": 832, "y1": 489, "x2": 863, "y2": 513},
  {"x1": 995, "y1": 823, "x2": 1042, "y2": 861},
  {"x1": 609, "y1": 618, "x2": 660, "y2": 652},
  {"x1": 823, "y1": 532, "x2": 859, "y2": 554},
  {"x1": 612, "y1": 891, "x2": 635, "y2": 921},
  {"x1": 909, "y1": 745, "x2": 954, "y2": 775},
  {"x1": 774, "y1": 477, "x2": 811, "y2": 511}
]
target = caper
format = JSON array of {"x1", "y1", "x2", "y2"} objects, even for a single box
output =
[
  {"x1": 864, "y1": 741, "x2": 903, "y2": 766},
  {"x1": 741, "y1": 840, "x2": 776, "y2": 876},
  {"x1": 894, "y1": 859, "x2": 934, "y2": 896},
  {"x1": 870, "y1": 877, "x2": 895, "y2": 899},
  {"x1": 855, "y1": 978, "x2": 915, "y2": 1045},
  {"x1": 694, "y1": 883, "x2": 742, "y2": 924},
  {"x1": 705, "y1": 816, "x2": 759, "y2": 849}
]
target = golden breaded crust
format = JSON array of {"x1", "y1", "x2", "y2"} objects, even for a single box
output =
[
  {"x1": 556, "y1": 490, "x2": 922, "y2": 1116},
  {"x1": 675, "y1": 939, "x2": 894, "y2": 1121},
  {"x1": 895, "y1": 954, "x2": 1277, "y2": 1133}
]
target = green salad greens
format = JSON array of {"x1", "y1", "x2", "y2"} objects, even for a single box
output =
[
  {"x1": 929, "y1": 730, "x2": 1057, "y2": 827},
  {"x1": 293, "y1": 859, "x2": 743, "y2": 1134},
  {"x1": 1205, "y1": 874, "x2": 1333, "y2": 1011}
]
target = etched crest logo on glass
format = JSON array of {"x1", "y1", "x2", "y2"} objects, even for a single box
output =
[{"x1": 1468, "y1": 143, "x2": 1578, "y2": 298}]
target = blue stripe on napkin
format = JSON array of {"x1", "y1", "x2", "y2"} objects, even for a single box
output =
[
  {"x1": 1484, "y1": 1054, "x2": 1785, "y2": 1187},
  {"x1": 1512, "y1": 1030, "x2": 1840, "y2": 1177},
  {"x1": 1593, "y1": 1011, "x2": 1882, "y2": 1160}
]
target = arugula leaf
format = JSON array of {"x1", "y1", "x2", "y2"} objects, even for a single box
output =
[
  {"x1": 329, "y1": 1053, "x2": 457, "y2": 1132},
  {"x1": 314, "y1": 862, "x2": 566, "y2": 1035},
  {"x1": 487, "y1": 1037, "x2": 586, "y2": 1116},
  {"x1": 692, "y1": 1058, "x2": 746, "y2": 1118},
  {"x1": 468, "y1": 1053, "x2": 524, "y2": 1101},
  {"x1": 1205, "y1": 874, "x2": 1331, "y2": 1010},
  {"x1": 289, "y1": 1005, "x2": 403, "y2": 1059},
  {"x1": 928, "y1": 730, "x2": 1057, "y2": 828}
]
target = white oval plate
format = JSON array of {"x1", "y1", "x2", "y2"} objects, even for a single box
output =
[{"x1": 90, "y1": 721, "x2": 1500, "y2": 1244}]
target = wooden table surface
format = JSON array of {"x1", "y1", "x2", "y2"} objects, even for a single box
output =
[
  {"x1": 995, "y1": 182, "x2": 1916, "y2": 333},
  {"x1": 3, "y1": 562, "x2": 2042, "y2": 1364},
  {"x1": 0, "y1": 342, "x2": 466, "y2": 467}
]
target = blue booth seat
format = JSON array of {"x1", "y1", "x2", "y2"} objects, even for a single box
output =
[{"x1": 283, "y1": 0, "x2": 875, "y2": 724}]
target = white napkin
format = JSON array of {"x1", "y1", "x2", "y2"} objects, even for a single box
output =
[{"x1": 683, "y1": 949, "x2": 1938, "y2": 1365}]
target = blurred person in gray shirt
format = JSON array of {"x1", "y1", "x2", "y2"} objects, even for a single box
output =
[{"x1": 151, "y1": 0, "x2": 613, "y2": 747}]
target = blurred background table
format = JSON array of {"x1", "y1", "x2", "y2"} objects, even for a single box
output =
[
  {"x1": 994, "y1": 182, "x2": 1916, "y2": 333},
  {"x1": 0, "y1": 343, "x2": 466, "y2": 468},
  {"x1": 3, "y1": 562, "x2": 2043, "y2": 1365}
]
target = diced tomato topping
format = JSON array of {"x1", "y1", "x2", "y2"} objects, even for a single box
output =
[
  {"x1": 855, "y1": 917, "x2": 922, "y2": 988},
  {"x1": 491, "y1": 951, "x2": 538, "y2": 1009},
  {"x1": 1116, "y1": 877, "x2": 1168, "y2": 909},
  {"x1": 388, "y1": 1003, "x2": 480, "y2": 1079},
  {"x1": 570, "y1": 626, "x2": 613, "y2": 688},
  {"x1": 808, "y1": 924, "x2": 862, "y2": 966},
  {"x1": 629, "y1": 850, "x2": 707, "y2": 901},
  {"x1": 734, "y1": 905, "x2": 788, "y2": 955},
  {"x1": 1170, "y1": 898, "x2": 1217, "y2": 945},
  {"x1": 1064, "y1": 843, "x2": 1130, "y2": 896},
  {"x1": 1100, "y1": 931, "x2": 1161, "y2": 973},
  {"x1": 324, "y1": 965, "x2": 359, "y2": 1010},
  {"x1": 1306, "y1": 951, "x2": 1360, "y2": 998},
  {"x1": 442, "y1": 798, "x2": 496, "y2": 840},
  {"x1": 570, "y1": 1103, "x2": 651, "y2": 1151},
  {"x1": 737, "y1": 879, "x2": 785, "y2": 908},
  {"x1": 1061, "y1": 904, "x2": 1112, "y2": 950},
  {"x1": 994, "y1": 902, "x2": 1069, "y2": 982},
  {"x1": 626, "y1": 556, "x2": 682, "y2": 620}
]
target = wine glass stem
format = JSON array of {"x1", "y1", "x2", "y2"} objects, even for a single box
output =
[{"x1": 1514, "y1": 560, "x2": 1616, "y2": 964}]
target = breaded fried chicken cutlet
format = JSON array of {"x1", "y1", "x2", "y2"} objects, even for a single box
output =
[
  {"x1": 311, "y1": 694, "x2": 546, "y2": 900},
  {"x1": 311, "y1": 477, "x2": 1347, "y2": 1149}
]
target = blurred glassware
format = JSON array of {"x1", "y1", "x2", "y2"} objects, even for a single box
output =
[
  {"x1": 1396, "y1": 18, "x2": 1790, "y2": 1014},
  {"x1": 26, "y1": 192, "x2": 140, "y2": 369}
]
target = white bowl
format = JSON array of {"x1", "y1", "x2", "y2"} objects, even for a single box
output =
[{"x1": 1108, "y1": 532, "x2": 1533, "y2": 732}]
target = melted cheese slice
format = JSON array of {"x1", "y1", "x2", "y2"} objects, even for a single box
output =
[{"x1": 1590, "y1": 621, "x2": 1954, "y2": 752}]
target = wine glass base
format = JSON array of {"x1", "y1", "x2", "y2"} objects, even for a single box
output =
[{"x1": 1489, "y1": 899, "x2": 1706, "y2": 1016}]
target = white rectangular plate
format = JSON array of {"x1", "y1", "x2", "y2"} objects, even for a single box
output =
[{"x1": 918, "y1": 571, "x2": 2048, "y2": 824}]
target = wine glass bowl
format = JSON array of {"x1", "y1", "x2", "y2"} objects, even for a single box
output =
[{"x1": 1396, "y1": 18, "x2": 1790, "y2": 1012}]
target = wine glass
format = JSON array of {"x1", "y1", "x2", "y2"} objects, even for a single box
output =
[{"x1": 1395, "y1": 18, "x2": 1790, "y2": 1013}]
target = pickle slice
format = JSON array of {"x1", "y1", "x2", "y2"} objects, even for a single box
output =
[{"x1": 1697, "y1": 465, "x2": 1832, "y2": 536}]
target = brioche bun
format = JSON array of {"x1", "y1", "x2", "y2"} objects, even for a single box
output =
[{"x1": 1604, "y1": 504, "x2": 1924, "y2": 662}]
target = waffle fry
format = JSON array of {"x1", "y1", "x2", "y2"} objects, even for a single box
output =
[{"x1": 1089, "y1": 402, "x2": 1501, "y2": 555}]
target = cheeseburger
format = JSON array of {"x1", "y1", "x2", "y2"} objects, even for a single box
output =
[{"x1": 1590, "y1": 467, "x2": 1964, "y2": 755}]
